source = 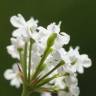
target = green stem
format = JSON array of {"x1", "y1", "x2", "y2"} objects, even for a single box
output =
[
  {"x1": 28, "y1": 39, "x2": 33, "y2": 82},
  {"x1": 32, "y1": 47, "x2": 51, "y2": 80},
  {"x1": 19, "y1": 49, "x2": 24, "y2": 70},
  {"x1": 39, "y1": 60, "x2": 64, "y2": 80},
  {"x1": 33, "y1": 60, "x2": 64, "y2": 87},
  {"x1": 18, "y1": 43, "x2": 28, "y2": 81},
  {"x1": 24, "y1": 43, "x2": 28, "y2": 81},
  {"x1": 21, "y1": 85, "x2": 30, "y2": 96}
]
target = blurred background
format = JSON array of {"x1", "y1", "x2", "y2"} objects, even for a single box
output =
[{"x1": 0, "y1": 0, "x2": 96, "y2": 96}]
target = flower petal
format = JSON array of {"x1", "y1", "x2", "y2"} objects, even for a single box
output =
[
  {"x1": 10, "y1": 14, "x2": 26, "y2": 28},
  {"x1": 10, "y1": 78, "x2": 21, "y2": 88},
  {"x1": 4, "y1": 69, "x2": 16, "y2": 80}
]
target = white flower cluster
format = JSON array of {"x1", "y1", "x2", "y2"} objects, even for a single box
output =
[{"x1": 4, "y1": 14, "x2": 92, "y2": 96}]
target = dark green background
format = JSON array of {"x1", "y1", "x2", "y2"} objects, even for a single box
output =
[{"x1": 0, "y1": 0, "x2": 96, "y2": 96}]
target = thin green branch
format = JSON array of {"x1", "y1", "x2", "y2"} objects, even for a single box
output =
[
  {"x1": 24, "y1": 43, "x2": 28, "y2": 81},
  {"x1": 28, "y1": 39, "x2": 34, "y2": 82}
]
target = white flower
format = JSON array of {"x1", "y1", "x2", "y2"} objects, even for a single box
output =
[
  {"x1": 4, "y1": 64, "x2": 22, "y2": 88},
  {"x1": 58, "y1": 85, "x2": 80, "y2": 96},
  {"x1": 11, "y1": 37, "x2": 25, "y2": 49},
  {"x1": 45, "y1": 50, "x2": 61, "y2": 66},
  {"x1": 45, "y1": 48, "x2": 67, "y2": 67},
  {"x1": 66, "y1": 47, "x2": 92, "y2": 74},
  {"x1": 7, "y1": 45, "x2": 19, "y2": 59},
  {"x1": 31, "y1": 45, "x2": 41, "y2": 73},
  {"x1": 57, "y1": 65, "x2": 79, "y2": 96},
  {"x1": 5, "y1": 14, "x2": 92, "y2": 95},
  {"x1": 37, "y1": 22, "x2": 70, "y2": 50},
  {"x1": 47, "y1": 22, "x2": 61, "y2": 33},
  {"x1": 50, "y1": 77, "x2": 65, "y2": 89},
  {"x1": 47, "y1": 22, "x2": 70, "y2": 48},
  {"x1": 53, "y1": 32, "x2": 70, "y2": 49},
  {"x1": 54, "y1": 47, "x2": 92, "y2": 74},
  {"x1": 10, "y1": 14, "x2": 38, "y2": 40},
  {"x1": 7, "y1": 37, "x2": 25, "y2": 59}
]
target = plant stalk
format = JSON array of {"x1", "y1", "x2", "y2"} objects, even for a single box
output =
[{"x1": 21, "y1": 84, "x2": 30, "y2": 96}]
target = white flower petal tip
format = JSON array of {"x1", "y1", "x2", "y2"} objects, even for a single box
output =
[
  {"x1": 59, "y1": 32, "x2": 70, "y2": 45},
  {"x1": 47, "y1": 22, "x2": 61, "y2": 33},
  {"x1": 10, "y1": 14, "x2": 25, "y2": 28}
]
